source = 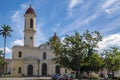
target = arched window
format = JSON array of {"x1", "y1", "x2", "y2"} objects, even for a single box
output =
[
  {"x1": 30, "y1": 19, "x2": 33, "y2": 28},
  {"x1": 18, "y1": 67, "x2": 21, "y2": 73},
  {"x1": 18, "y1": 51, "x2": 22, "y2": 58},
  {"x1": 43, "y1": 52, "x2": 46, "y2": 60}
]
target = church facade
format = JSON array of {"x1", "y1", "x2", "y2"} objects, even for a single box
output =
[{"x1": 10, "y1": 6, "x2": 71, "y2": 77}]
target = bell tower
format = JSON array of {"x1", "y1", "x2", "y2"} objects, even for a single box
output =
[{"x1": 24, "y1": 5, "x2": 36, "y2": 47}]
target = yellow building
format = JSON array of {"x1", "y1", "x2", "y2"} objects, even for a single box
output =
[{"x1": 10, "y1": 5, "x2": 70, "y2": 77}]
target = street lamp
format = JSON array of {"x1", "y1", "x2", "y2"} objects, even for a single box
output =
[{"x1": 37, "y1": 59, "x2": 40, "y2": 78}]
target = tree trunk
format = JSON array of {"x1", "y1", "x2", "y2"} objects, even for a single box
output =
[
  {"x1": 76, "y1": 70, "x2": 78, "y2": 79},
  {"x1": 112, "y1": 71, "x2": 114, "y2": 77},
  {"x1": 76, "y1": 67, "x2": 81, "y2": 79},
  {"x1": 3, "y1": 37, "x2": 6, "y2": 76},
  {"x1": 87, "y1": 71, "x2": 89, "y2": 76}
]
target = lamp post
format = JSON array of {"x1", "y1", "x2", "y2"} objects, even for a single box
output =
[{"x1": 38, "y1": 59, "x2": 40, "y2": 78}]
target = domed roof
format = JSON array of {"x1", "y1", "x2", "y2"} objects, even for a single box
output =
[
  {"x1": 25, "y1": 5, "x2": 36, "y2": 16},
  {"x1": 51, "y1": 32, "x2": 60, "y2": 41}
]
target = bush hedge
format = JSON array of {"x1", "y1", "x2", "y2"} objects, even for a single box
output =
[
  {"x1": 80, "y1": 76, "x2": 99, "y2": 79},
  {"x1": 112, "y1": 76, "x2": 120, "y2": 80}
]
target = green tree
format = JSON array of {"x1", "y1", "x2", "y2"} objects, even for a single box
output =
[
  {"x1": 82, "y1": 30, "x2": 103, "y2": 75},
  {"x1": 50, "y1": 32, "x2": 86, "y2": 78},
  {"x1": 0, "y1": 24, "x2": 12, "y2": 74},
  {"x1": 81, "y1": 53, "x2": 103, "y2": 75},
  {"x1": 0, "y1": 50, "x2": 4, "y2": 76},
  {"x1": 49, "y1": 30, "x2": 102, "y2": 78},
  {"x1": 0, "y1": 50, "x2": 4, "y2": 65},
  {"x1": 103, "y1": 47, "x2": 120, "y2": 76}
]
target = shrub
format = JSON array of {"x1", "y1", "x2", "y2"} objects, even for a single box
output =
[
  {"x1": 112, "y1": 76, "x2": 120, "y2": 79},
  {"x1": 80, "y1": 76, "x2": 99, "y2": 79}
]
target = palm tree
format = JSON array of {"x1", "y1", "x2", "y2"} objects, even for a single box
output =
[{"x1": 0, "y1": 24, "x2": 12, "y2": 75}]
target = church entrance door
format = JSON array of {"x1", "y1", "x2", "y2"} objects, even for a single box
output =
[
  {"x1": 42, "y1": 63, "x2": 47, "y2": 76},
  {"x1": 27, "y1": 64, "x2": 33, "y2": 76}
]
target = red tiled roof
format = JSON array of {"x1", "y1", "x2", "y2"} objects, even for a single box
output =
[{"x1": 25, "y1": 5, "x2": 36, "y2": 15}]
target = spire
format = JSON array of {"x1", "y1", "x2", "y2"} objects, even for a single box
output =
[
  {"x1": 54, "y1": 32, "x2": 56, "y2": 36},
  {"x1": 30, "y1": 4, "x2": 31, "y2": 8}
]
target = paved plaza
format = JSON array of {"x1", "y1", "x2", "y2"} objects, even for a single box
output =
[{"x1": 0, "y1": 77, "x2": 51, "y2": 80}]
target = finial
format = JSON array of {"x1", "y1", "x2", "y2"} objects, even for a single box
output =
[
  {"x1": 30, "y1": 4, "x2": 31, "y2": 8},
  {"x1": 54, "y1": 32, "x2": 56, "y2": 36}
]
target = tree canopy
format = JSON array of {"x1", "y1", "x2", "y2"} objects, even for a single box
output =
[
  {"x1": 0, "y1": 50, "x2": 4, "y2": 65},
  {"x1": 103, "y1": 47, "x2": 120, "y2": 72},
  {"x1": 49, "y1": 30, "x2": 102, "y2": 78}
]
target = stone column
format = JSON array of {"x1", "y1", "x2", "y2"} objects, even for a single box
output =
[{"x1": 24, "y1": 63, "x2": 27, "y2": 75}]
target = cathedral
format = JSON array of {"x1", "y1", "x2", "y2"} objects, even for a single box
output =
[
  {"x1": 3, "y1": 5, "x2": 120, "y2": 78},
  {"x1": 9, "y1": 5, "x2": 71, "y2": 77}
]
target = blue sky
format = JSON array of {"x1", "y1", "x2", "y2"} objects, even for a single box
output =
[{"x1": 0, "y1": 0, "x2": 120, "y2": 58}]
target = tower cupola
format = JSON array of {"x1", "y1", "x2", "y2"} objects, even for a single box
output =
[
  {"x1": 24, "y1": 5, "x2": 36, "y2": 16},
  {"x1": 24, "y1": 5, "x2": 36, "y2": 47},
  {"x1": 50, "y1": 32, "x2": 60, "y2": 42}
]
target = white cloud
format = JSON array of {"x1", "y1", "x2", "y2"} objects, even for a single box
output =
[
  {"x1": 69, "y1": 0, "x2": 81, "y2": 9},
  {"x1": 84, "y1": 11, "x2": 100, "y2": 25},
  {"x1": 102, "y1": 0, "x2": 120, "y2": 14},
  {"x1": 61, "y1": 0, "x2": 104, "y2": 35},
  {"x1": 0, "y1": 47, "x2": 12, "y2": 59},
  {"x1": 68, "y1": 0, "x2": 84, "y2": 16},
  {"x1": 98, "y1": 33, "x2": 120, "y2": 51},
  {"x1": 60, "y1": 10, "x2": 100, "y2": 35},
  {"x1": 61, "y1": 0, "x2": 120, "y2": 35},
  {"x1": 12, "y1": 39, "x2": 24, "y2": 46},
  {"x1": 102, "y1": 0, "x2": 118, "y2": 9},
  {"x1": 11, "y1": 4, "x2": 28, "y2": 37},
  {"x1": 20, "y1": 4, "x2": 29, "y2": 9},
  {"x1": 0, "y1": 47, "x2": 12, "y2": 54},
  {"x1": 36, "y1": 22, "x2": 47, "y2": 46},
  {"x1": 6, "y1": 47, "x2": 12, "y2": 54}
]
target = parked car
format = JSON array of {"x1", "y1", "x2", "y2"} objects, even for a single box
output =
[
  {"x1": 60, "y1": 74, "x2": 73, "y2": 80},
  {"x1": 51, "y1": 74, "x2": 62, "y2": 80}
]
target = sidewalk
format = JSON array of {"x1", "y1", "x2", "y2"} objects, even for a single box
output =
[{"x1": 0, "y1": 77, "x2": 51, "y2": 80}]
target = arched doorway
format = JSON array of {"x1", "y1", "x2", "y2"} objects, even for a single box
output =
[
  {"x1": 27, "y1": 64, "x2": 33, "y2": 76},
  {"x1": 55, "y1": 65, "x2": 60, "y2": 74},
  {"x1": 42, "y1": 63, "x2": 47, "y2": 76}
]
